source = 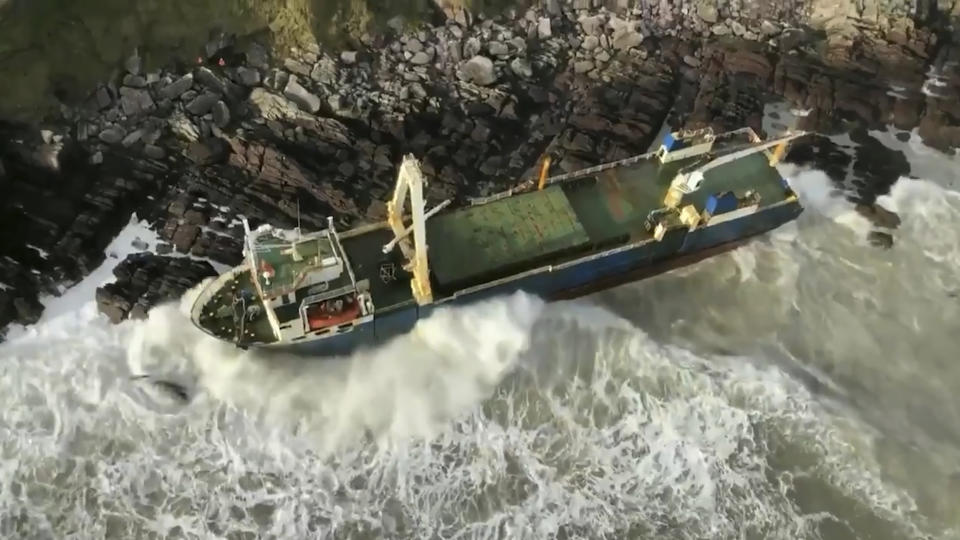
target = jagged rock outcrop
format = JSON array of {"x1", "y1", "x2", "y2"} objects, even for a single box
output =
[{"x1": 95, "y1": 252, "x2": 218, "y2": 323}]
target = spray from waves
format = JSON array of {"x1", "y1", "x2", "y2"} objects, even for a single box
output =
[
  {"x1": 124, "y1": 282, "x2": 547, "y2": 456},
  {"x1": 778, "y1": 164, "x2": 874, "y2": 238},
  {"x1": 372, "y1": 309, "x2": 938, "y2": 540}
]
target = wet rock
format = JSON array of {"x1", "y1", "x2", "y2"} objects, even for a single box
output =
[
  {"x1": 96, "y1": 253, "x2": 217, "y2": 324},
  {"x1": 867, "y1": 230, "x2": 894, "y2": 248},
  {"x1": 856, "y1": 203, "x2": 902, "y2": 229},
  {"x1": 462, "y1": 55, "x2": 496, "y2": 86},
  {"x1": 171, "y1": 224, "x2": 201, "y2": 253},
  {"x1": 13, "y1": 297, "x2": 43, "y2": 325}
]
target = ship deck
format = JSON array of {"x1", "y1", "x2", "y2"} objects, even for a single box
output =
[
  {"x1": 425, "y1": 144, "x2": 789, "y2": 294},
  {"x1": 195, "y1": 270, "x2": 281, "y2": 346}
]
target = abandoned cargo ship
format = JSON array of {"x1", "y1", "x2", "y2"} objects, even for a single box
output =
[{"x1": 190, "y1": 126, "x2": 807, "y2": 355}]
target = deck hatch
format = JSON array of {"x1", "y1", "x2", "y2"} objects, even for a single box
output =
[{"x1": 426, "y1": 185, "x2": 592, "y2": 290}]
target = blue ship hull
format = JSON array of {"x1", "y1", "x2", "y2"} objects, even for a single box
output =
[{"x1": 269, "y1": 200, "x2": 802, "y2": 357}]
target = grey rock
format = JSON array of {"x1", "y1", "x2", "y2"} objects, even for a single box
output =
[
  {"x1": 235, "y1": 66, "x2": 261, "y2": 86},
  {"x1": 609, "y1": 17, "x2": 644, "y2": 51},
  {"x1": 249, "y1": 88, "x2": 301, "y2": 121},
  {"x1": 123, "y1": 74, "x2": 147, "y2": 88},
  {"x1": 697, "y1": 1, "x2": 719, "y2": 23},
  {"x1": 213, "y1": 101, "x2": 230, "y2": 128},
  {"x1": 180, "y1": 90, "x2": 198, "y2": 103},
  {"x1": 310, "y1": 56, "x2": 337, "y2": 84},
  {"x1": 98, "y1": 127, "x2": 126, "y2": 144},
  {"x1": 509, "y1": 57, "x2": 533, "y2": 79},
  {"x1": 711, "y1": 23, "x2": 731, "y2": 36},
  {"x1": 410, "y1": 51, "x2": 432, "y2": 65},
  {"x1": 125, "y1": 49, "x2": 142, "y2": 75},
  {"x1": 185, "y1": 92, "x2": 219, "y2": 115},
  {"x1": 868, "y1": 230, "x2": 894, "y2": 249},
  {"x1": 463, "y1": 37, "x2": 482, "y2": 59},
  {"x1": 574, "y1": 60, "x2": 594, "y2": 74},
  {"x1": 169, "y1": 111, "x2": 200, "y2": 141},
  {"x1": 195, "y1": 67, "x2": 226, "y2": 95},
  {"x1": 462, "y1": 55, "x2": 497, "y2": 86},
  {"x1": 246, "y1": 42, "x2": 270, "y2": 69},
  {"x1": 579, "y1": 15, "x2": 604, "y2": 36},
  {"x1": 131, "y1": 237, "x2": 150, "y2": 251},
  {"x1": 159, "y1": 74, "x2": 194, "y2": 100},
  {"x1": 537, "y1": 17, "x2": 552, "y2": 39},
  {"x1": 90, "y1": 151, "x2": 104, "y2": 164},
  {"x1": 341, "y1": 51, "x2": 358, "y2": 64},
  {"x1": 582, "y1": 35, "x2": 600, "y2": 51},
  {"x1": 471, "y1": 122, "x2": 491, "y2": 142},
  {"x1": 283, "y1": 76, "x2": 321, "y2": 113},
  {"x1": 13, "y1": 297, "x2": 42, "y2": 325},
  {"x1": 96, "y1": 86, "x2": 112, "y2": 109},
  {"x1": 144, "y1": 145, "x2": 166, "y2": 159},
  {"x1": 405, "y1": 38, "x2": 424, "y2": 54},
  {"x1": 284, "y1": 58, "x2": 312, "y2": 77},
  {"x1": 683, "y1": 54, "x2": 701, "y2": 67},
  {"x1": 121, "y1": 129, "x2": 143, "y2": 147},
  {"x1": 488, "y1": 41, "x2": 510, "y2": 57},
  {"x1": 730, "y1": 20, "x2": 747, "y2": 37},
  {"x1": 119, "y1": 87, "x2": 154, "y2": 116}
]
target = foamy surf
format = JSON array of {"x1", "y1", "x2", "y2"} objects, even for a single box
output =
[{"x1": 123, "y1": 285, "x2": 546, "y2": 455}]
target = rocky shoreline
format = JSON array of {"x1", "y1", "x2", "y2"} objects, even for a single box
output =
[{"x1": 1, "y1": 0, "x2": 959, "y2": 337}]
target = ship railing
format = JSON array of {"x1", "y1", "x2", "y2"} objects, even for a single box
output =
[{"x1": 465, "y1": 126, "x2": 779, "y2": 207}]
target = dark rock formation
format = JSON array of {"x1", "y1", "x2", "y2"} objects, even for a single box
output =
[{"x1": 95, "y1": 253, "x2": 217, "y2": 323}]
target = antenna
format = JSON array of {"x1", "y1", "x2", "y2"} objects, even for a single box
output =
[{"x1": 296, "y1": 198, "x2": 301, "y2": 239}]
